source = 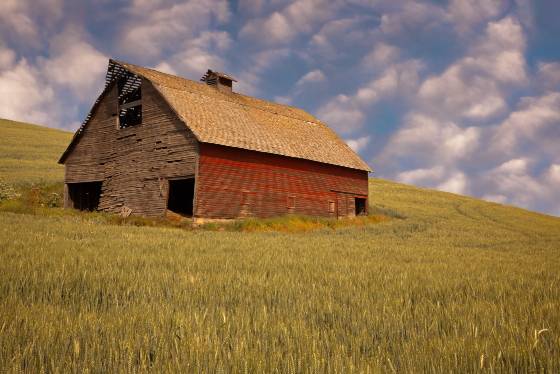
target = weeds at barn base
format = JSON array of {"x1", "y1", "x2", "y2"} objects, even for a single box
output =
[{"x1": 0, "y1": 182, "x2": 398, "y2": 232}]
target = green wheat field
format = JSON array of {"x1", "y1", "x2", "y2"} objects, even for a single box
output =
[{"x1": 1, "y1": 118, "x2": 559, "y2": 372}]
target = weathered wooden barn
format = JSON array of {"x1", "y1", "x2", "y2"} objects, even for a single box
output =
[{"x1": 59, "y1": 59, "x2": 371, "y2": 221}]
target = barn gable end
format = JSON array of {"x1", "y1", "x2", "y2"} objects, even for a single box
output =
[{"x1": 63, "y1": 77, "x2": 198, "y2": 217}]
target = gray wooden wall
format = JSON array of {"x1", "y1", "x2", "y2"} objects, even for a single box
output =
[{"x1": 64, "y1": 79, "x2": 198, "y2": 217}]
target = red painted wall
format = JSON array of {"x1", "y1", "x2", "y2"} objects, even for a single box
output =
[{"x1": 195, "y1": 143, "x2": 369, "y2": 219}]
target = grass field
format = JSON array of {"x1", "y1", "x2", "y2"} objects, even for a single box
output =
[
  {"x1": 0, "y1": 119, "x2": 71, "y2": 185},
  {"x1": 1, "y1": 119, "x2": 559, "y2": 372}
]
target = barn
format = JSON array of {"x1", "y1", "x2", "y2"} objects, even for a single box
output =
[{"x1": 59, "y1": 59, "x2": 371, "y2": 221}]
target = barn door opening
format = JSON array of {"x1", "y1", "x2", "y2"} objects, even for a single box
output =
[
  {"x1": 167, "y1": 178, "x2": 195, "y2": 216},
  {"x1": 355, "y1": 197, "x2": 367, "y2": 216},
  {"x1": 67, "y1": 182, "x2": 102, "y2": 211}
]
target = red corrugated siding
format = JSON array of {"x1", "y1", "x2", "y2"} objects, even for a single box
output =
[{"x1": 195, "y1": 143, "x2": 369, "y2": 219}]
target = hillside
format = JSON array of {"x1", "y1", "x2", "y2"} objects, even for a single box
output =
[
  {"x1": 0, "y1": 118, "x2": 72, "y2": 184},
  {"x1": 0, "y1": 119, "x2": 559, "y2": 372}
]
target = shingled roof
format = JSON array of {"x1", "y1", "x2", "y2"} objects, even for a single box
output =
[{"x1": 60, "y1": 59, "x2": 371, "y2": 172}]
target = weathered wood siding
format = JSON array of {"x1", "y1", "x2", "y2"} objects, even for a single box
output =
[
  {"x1": 64, "y1": 79, "x2": 198, "y2": 217},
  {"x1": 195, "y1": 143, "x2": 368, "y2": 219}
]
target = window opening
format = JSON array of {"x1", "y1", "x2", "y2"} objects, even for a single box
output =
[
  {"x1": 68, "y1": 182, "x2": 102, "y2": 211},
  {"x1": 355, "y1": 198, "x2": 367, "y2": 216},
  {"x1": 329, "y1": 200, "x2": 335, "y2": 213},
  {"x1": 117, "y1": 74, "x2": 142, "y2": 129},
  {"x1": 167, "y1": 178, "x2": 195, "y2": 216}
]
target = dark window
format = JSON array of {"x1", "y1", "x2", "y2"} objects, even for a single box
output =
[
  {"x1": 118, "y1": 105, "x2": 142, "y2": 129},
  {"x1": 67, "y1": 182, "x2": 102, "y2": 211},
  {"x1": 355, "y1": 198, "x2": 367, "y2": 216},
  {"x1": 167, "y1": 178, "x2": 195, "y2": 216},
  {"x1": 117, "y1": 75, "x2": 142, "y2": 129},
  {"x1": 328, "y1": 200, "x2": 335, "y2": 213}
]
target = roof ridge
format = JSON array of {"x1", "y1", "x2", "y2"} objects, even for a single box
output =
[
  {"x1": 156, "y1": 83, "x2": 327, "y2": 127},
  {"x1": 115, "y1": 60, "x2": 319, "y2": 124}
]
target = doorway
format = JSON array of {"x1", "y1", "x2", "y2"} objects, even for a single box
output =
[
  {"x1": 67, "y1": 182, "x2": 102, "y2": 211},
  {"x1": 167, "y1": 178, "x2": 195, "y2": 216},
  {"x1": 355, "y1": 197, "x2": 367, "y2": 216}
]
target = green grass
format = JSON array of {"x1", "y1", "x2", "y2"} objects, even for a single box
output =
[
  {"x1": 0, "y1": 118, "x2": 72, "y2": 185},
  {"x1": 1, "y1": 120, "x2": 560, "y2": 372}
]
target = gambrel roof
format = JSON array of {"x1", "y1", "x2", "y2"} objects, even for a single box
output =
[{"x1": 60, "y1": 59, "x2": 371, "y2": 172}]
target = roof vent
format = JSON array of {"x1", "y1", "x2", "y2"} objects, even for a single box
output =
[{"x1": 201, "y1": 69, "x2": 237, "y2": 93}]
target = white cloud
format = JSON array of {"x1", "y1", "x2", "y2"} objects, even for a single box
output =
[
  {"x1": 237, "y1": 0, "x2": 266, "y2": 16},
  {"x1": 346, "y1": 135, "x2": 370, "y2": 153},
  {"x1": 463, "y1": 94, "x2": 507, "y2": 119},
  {"x1": 296, "y1": 69, "x2": 326, "y2": 87},
  {"x1": 0, "y1": 44, "x2": 16, "y2": 70},
  {"x1": 437, "y1": 172, "x2": 468, "y2": 194},
  {"x1": 492, "y1": 92, "x2": 560, "y2": 156},
  {"x1": 316, "y1": 94, "x2": 365, "y2": 135},
  {"x1": 152, "y1": 61, "x2": 177, "y2": 75},
  {"x1": 380, "y1": 74, "x2": 560, "y2": 216},
  {"x1": 317, "y1": 60, "x2": 423, "y2": 133},
  {"x1": 379, "y1": 2, "x2": 448, "y2": 36},
  {"x1": 482, "y1": 194, "x2": 508, "y2": 204},
  {"x1": 448, "y1": 0, "x2": 506, "y2": 35},
  {"x1": 475, "y1": 158, "x2": 560, "y2": 215},
  {"x1": 537, "y1": 62, "x2": 560, "y2": 90},
  {"x1": 417, "y1": 17, "x2": 526, "y2": 121},
  {"x1": 397, "y1": 166, "x2": 444, "y2": 185},
  {"x1": 162, "y1": 31, "x2": 232, "y2": 79},
  {"x1": 234, "y1": 48, "x2": 291, "y2": 95},
  {"x1": 371, "y1": 0, "x2": 509, "y2": 39},
  {"x1": 513, "y1": 0, "x2": 534, "y2": 30},
  {"x1": 356, "y1": 60, "x2": 423, "y2": 105},
  {"x1": 396, "y1": 166, "x2": 468, "y2": 195},
  {"x1": 0, "y1": 27, "x2": 108, "y2": 128},
  {"x1": 120, "y1": 0, "x2": 230, "y2": 58},
  {"x1": 241, "y1": 12, "x2": 295, "y2": 45},
  {"x1": 40, "y1": 28, "x2": 107, "y2": 100},
  {"x1": 0, "y1": 1, "x2": 37, "y2": 42},
  {"x1": 380, "y1": 113, "x2": 480, "y2": 166},
  {"x1": 308, "y1": 16, "x2": 377, "y2": 60},
  {"x1": 0, "y1": 59, "x2": 57, "y2": 126},
  {"x1": 361, "y1": 43, "x2": 399, "y2": 68},
  {"x1": 419, "y1": 65, "x2": 507, "y2": 120},
  {"x1": 0, "y1": 0, "x2": 63, "y2": 46},
  {"x1": 468, "y1": 17, "x2": 527, "y2": 84},
  {"x1": 482, "y1": 158, "x2": 545, "y2": 208},
  {"x1": 494, "y1": 158, "x2": 529, "y2": 174},
  {"x1": 240, "y1": 0, "x2": 339, "y2": 45},
  {"x1": 546, "y1": 164, "x2": 560, "y2": 186},
  {"x1": 372, "y1": 16, "x2": 559, "y2": 213},
  {"x1": 274, "y1": 95, "x2": 292, "y2": 105},
  {"x1": 252, "y1": 48, "x2": 291, "y2": 72},
  {"x1": 354, "y1": 70, "x2": 398, "y2": 104}
]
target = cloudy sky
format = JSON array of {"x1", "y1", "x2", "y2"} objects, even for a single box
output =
[{"x1": 1, "y1": 0, "x2": 559, "y2": 215}]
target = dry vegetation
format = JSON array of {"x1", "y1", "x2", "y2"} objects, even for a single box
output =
[{"x1": 1, "y1": 119, "x2": 559, "y2": 372}]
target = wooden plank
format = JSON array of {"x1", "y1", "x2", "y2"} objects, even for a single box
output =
[{"x1": 118, "y1": 100, "x2": 142, "y2": 110}]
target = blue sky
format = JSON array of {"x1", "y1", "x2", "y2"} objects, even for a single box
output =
[{"x1": 1, "y1": 0, "x2": 559, "y2": 215}]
